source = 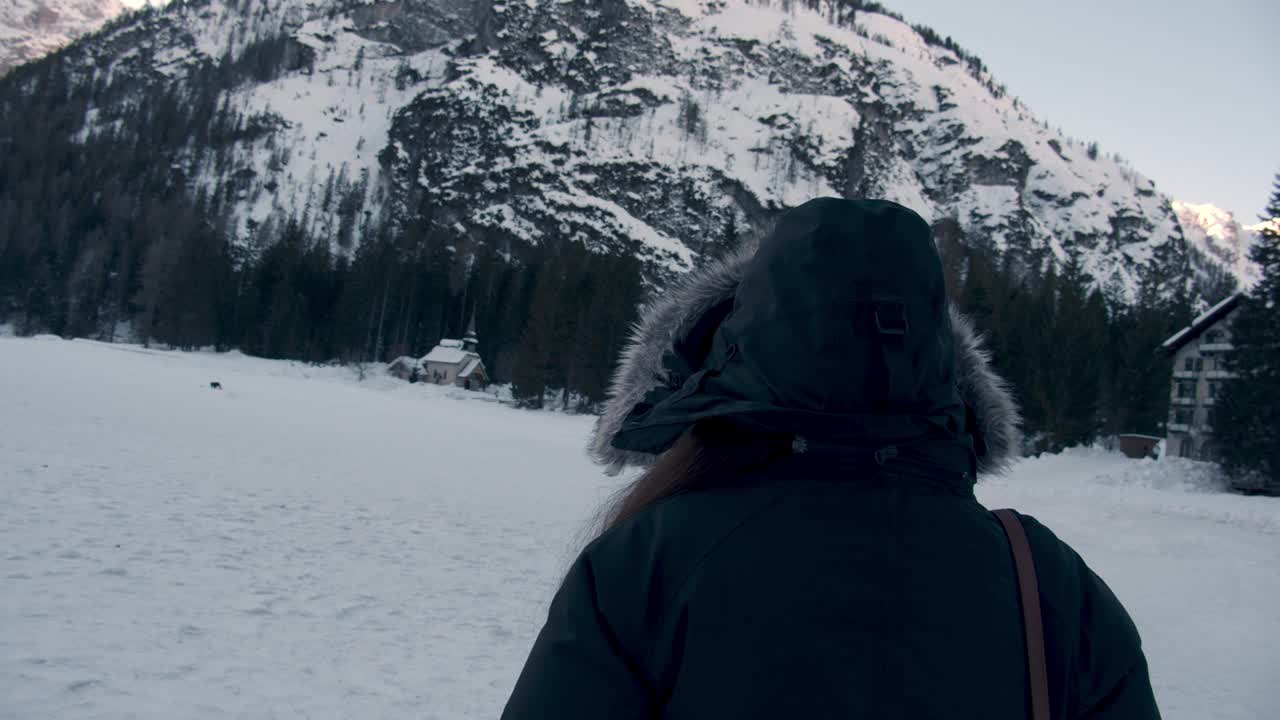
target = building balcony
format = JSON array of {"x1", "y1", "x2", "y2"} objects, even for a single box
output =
[
  {"x1": 1167, "y1": 423, "x2": 1190, "y2": 433},
  {"x1": 1200, "y1": 343, "x2": 1234, "y2": 352},
  {"x1": 1206, "y1": 370, "x2": 1235, "y2": 380},
  {"x1": 1173, "y1": 371, "x2": 1198, "y2": 379},
  {"x1": 1171, "y1": 397, "x2": 1197, "y2": 405}
]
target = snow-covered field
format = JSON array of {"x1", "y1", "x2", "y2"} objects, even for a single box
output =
[{"x1": 2, "y1": 337, "x2": 1277, "y2": 719}]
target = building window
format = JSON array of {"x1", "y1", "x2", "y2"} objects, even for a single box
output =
[
  {"x1": 1208, "y1": 381, "x2": 1219, "y2": 398},
  {"x1": 1205, "y1": 330, "x2": 1223, "y2": 344},
  {"x1": 1195, "y1": 358, "x2": 1204, "y2": 372},
  {"x1": 1183, "y1": 357, "x2": 1195, "y2": 371},
  {"x1": 1204, "y1": 408, "x2": 1216, "y2": 427},
  {"x1": 1173, "y1": 407, "x2": 1193, "y2": 425},
  {"x1": 1176, "y1": 380, "x2": 1196, "y2": 399}
]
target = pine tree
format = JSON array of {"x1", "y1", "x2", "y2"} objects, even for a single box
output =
[
  {"x1": 1042, "y1": 257, "x2": 1106, "y2": 450},
  {"x1": 958, "y1": 249, "x2": 996, "y2": 334},
  {"x1": 510, "y1": 254, "x2": 560, "y2": 407},
  {"x1": 1104, "y1": 275, "x2": 1184, "y2": 437},
  {"x1": 1215, "y1": 174, "x2": 1280, "y2": 493},
  {"x1": 1018, "y1": 263, "x2": 1057, "y2": 448},
  {"x1": 572, "y1": 252, "x2": 643, "y2": 405}
]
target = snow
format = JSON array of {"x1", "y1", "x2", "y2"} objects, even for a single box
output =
[
  {"x1": 1176, "y1": 201, "x2": 1243, "y2": 244},
  {"x1": 459, "y1": 358, "x2": 482, "y2": 378},
  {"x1": 1160, "y1": 292, "x2": 1240, "y2": 350},
  {"x1": 977, "y1": 449, "x2": 1280, "y2": 720},
  {"x1": 1245, "y1": 217, "x2": 1279, "y2": 236},
  {"x1": 1172, "y1": 200, "x2": 1263, "y2": 289},
  {"x1": 209, "y1": 21, "x2": 450, "y2": 249},
  {"x1": 1, "y1": 337, "x2": 598, "y2": 718},
  {"x1": 38, "y1": 0, "x2": 1208, "y2": 302},
  {"x1": 542, "y1": 188, "x2": 696, "y2": 269},
  {"x1": 3, "y1": 339, "x2": 1279, "y2": 719},
  {"x1": 661, "y1": 0, "x2": 1181, "y2": 301},
  {"x1": 0, "y1": 0, "x2": 125, "y2": 76},
  {"x1": 422, "y1": 345, "x2": 472, "y2": 365}
]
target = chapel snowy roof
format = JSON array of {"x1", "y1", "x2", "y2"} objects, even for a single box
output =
[
  {"x1": 424, "y1": 344, "x2": 472, "y2": 365},
  {"x1": 1160, "y1": 293, "x2": 1242, "y2": 354},
  {"x1": 459, "y1": 358, "x2": 483, "y2": 378}
]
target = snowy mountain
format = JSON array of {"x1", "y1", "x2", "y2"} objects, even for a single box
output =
[
  {"x1": 0, "y1": 0, "x2": 126, "y2": 76},
  {"x1": 1171, "y1": 200, "x2": 1267, "y2": 290},
  {"x1": 0, "y1": 0, "x2": 1240, "y2": 303}
]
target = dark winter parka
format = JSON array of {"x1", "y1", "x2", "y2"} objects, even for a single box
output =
[{"x1": 502, "y1": 199, "x2": 1159, "y2": 719}]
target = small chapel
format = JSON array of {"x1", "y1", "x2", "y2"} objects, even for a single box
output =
[{"x1": 422, "y1": 319, "x2": 489, "y2": 390}]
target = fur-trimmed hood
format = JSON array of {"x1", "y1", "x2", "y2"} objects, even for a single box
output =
[{"x1": 590, "y1": 199, "x2": 1021, "y2": 477}]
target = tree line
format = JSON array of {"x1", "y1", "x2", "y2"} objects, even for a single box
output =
[
  {"x1": 0, "y1": 48, "x2": 642, "y2": 408},
  {"x1": 0, "y1": 31, "x2": 1241, "y2": 453},
  {"x1": 936, "y1": 222, "x2": 1203, "y2": 454},
  {"x1": 1216, "y1": 174, "x2": 1280, "y2": 493}
]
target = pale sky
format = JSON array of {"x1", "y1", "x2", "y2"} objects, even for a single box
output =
[
  {"x1": 119, "y1": 0, "x2": 1278, "y2": 219},
  {"x1": 878, "y1": 0, "x2": 1279, "y2": 221}
]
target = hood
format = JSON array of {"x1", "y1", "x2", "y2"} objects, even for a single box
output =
[{"x1": 590, "y1": 198, "x2": 1022, "y2": 477}]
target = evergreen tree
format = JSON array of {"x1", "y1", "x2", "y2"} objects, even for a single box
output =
[
  {"x1": 571, "y1": 252, "x2": 643, "y2": 405},
  {"x1": 511, "y1": 242, "x2": 590, "y2": 407},
  {"x1": 510, "y1": 253, "x2": 559, "y2": 407},
  {"x1": 958, "y1": 249, "x2": 996, "y2": 334},
  {"x1": 1104, "y1": 275, "x2": 1183, "y2": 437},
  {"x1": 1215, "y1": 174, "x2": 1280, "y2": 493},
  {"x1": 1018, "y1": 263, "x2": 1058, "y2": 447}
]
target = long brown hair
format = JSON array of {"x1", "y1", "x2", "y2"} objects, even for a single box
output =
[{"x1": 596, "y1": 421, "x2": 793, "y2": 537}]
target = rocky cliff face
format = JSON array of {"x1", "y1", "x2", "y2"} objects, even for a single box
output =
[
  {"x1": 5, "y1": 0, "x2": 1242, "y2": 302},
  {"x1": 0, "y1": 0, "x2": 125, "y2": 76},
  {"x1": 1172, "y1": 200, "x2": 1267, "y2": 290}
]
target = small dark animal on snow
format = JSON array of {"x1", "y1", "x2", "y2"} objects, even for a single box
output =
[{"x1": 209, "y1": 382, "x2": 222, "y2": 390}]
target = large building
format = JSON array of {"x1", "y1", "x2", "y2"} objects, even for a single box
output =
[{"x1": 1160, "y1": 294, "x2": 1242, "y2": 460}]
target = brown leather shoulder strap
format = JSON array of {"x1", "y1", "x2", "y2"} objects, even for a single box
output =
[{"x1": 994, "y1": 508, "x2": 1051, "y2": 720}]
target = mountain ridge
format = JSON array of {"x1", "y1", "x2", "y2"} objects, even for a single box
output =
[
  {"x1": 0, "y1": 0, "x2": 126, "y2": 76},
  {"x1": 1, "y1": 0, "x2": 1258, "y2": 303},
  {"x1": 1172, "y1": 200, "x2": 1266, "y2": 289}
]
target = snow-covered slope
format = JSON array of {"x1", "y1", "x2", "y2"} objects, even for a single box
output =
[
  {"x1": 2, "y1": 336, "x2": 1278, "y2": 718},
  {"x1": 7, "y1": 0, "x2": 1238, "y2": 301},
  {"x1": 0, "y1": 0, "x2": 125, "y2": 76},
  {"x1": 1172, "y1": 200, "x2": 1268, "y2": 289}
]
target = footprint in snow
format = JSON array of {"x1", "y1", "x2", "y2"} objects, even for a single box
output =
[{"x1": 66, "y1": 679, "x2": 102, "y2": 693}]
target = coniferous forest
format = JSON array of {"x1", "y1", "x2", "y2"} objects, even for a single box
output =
[
  {"x1": 1215, "y1": 176, "x2": 1280, "y2": 493},
  {"x1": 0, "y1": 33, "x2": 1233, "y2": 452},
  {"x1": 0, "y1": 46, "x2": 649, "y2": 411}
]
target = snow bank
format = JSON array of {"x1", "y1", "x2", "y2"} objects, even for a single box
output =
[
  {"x1": 978, "y1": 449, "x2": 1280, "y2": 720},
  {"x1": 2, "y1": 338, "x2": 1277, "y2": 719}
]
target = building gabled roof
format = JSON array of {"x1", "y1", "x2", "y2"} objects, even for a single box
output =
[
  {"x1": 1160, "y1": 293, "x2": 1242, "y2": 354},
  {"x1": 458, "y1": 357, "x2": 484, "y2": 378},
  {"x1": 424, "y1": 344, "x2": 472, "y2": 365}
]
